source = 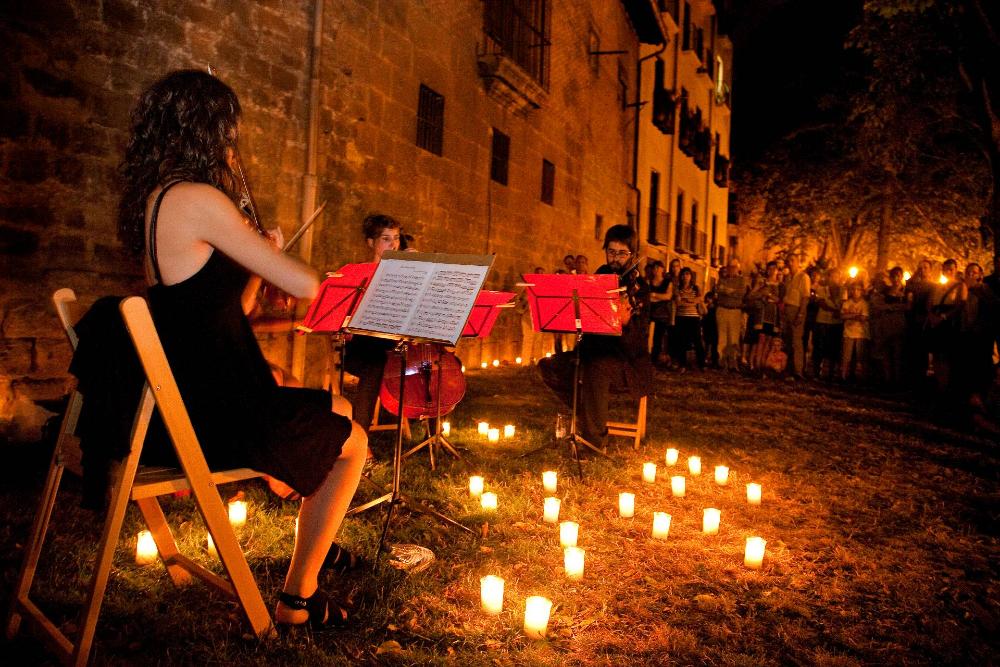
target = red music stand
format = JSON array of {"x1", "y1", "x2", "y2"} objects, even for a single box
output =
[
  {"x1": 519, "y1": 273, "x2": 623, "y2": 478},
  {"x1": 404, "y1": 290, "x2": 515, "y2": 468},
  {"x1": 299, "y1": 263, "x2": 376, "y2": 394}
]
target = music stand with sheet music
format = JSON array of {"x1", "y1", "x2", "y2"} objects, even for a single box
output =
[
  {"x1": 403, "y1": 290, "x2": 515, "y2": 468},
  {"x1": 518, "y1": 273, "x2": 623, "y2": 479},
  {"x1": 344, "y1": 251, "x2": 493, "y2": 559},
  {"x1": 298, "y1": 262, "x2": 377, "y2": 395}
]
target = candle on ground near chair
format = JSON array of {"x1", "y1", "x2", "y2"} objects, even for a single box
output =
[
  {"x1": 504, "y1": 424, "x2": 515, "y2": 438},
  {"x1": 714, "y1": 465, "x2": 729, "y2": 485},
  {"x1": 481, "y1": 492, "x2": 498, "y2": 511},
  {"x1": 559, "y1": 521, "x2": 579, "y2": 548},
  {"x1": 135, "y1": 530, "x2": 157, "y2": 565},
  {"x1": 478, "y1": 421, "x2": 489, "y2": 435},
  {"x1": 665, "y1": 447, "x2": 679, "y2": 465},
  {"x1": 228, "y1": 500, "x2": 247, "y2": 528},
  {"x1": 744, "y1": 537, "x2": 767, "y2": 569},
  {"x1": 703, "y1": 508, "x2": 721, "y2": 535},
  {"x1": 652, "y1": 512, "x2": 671, "y2": 539},
  {"x1": 442, "y1": 421, "x2": 451, "y2": 436},
  {"x1": 688, "y1": 456, "x2": 702, "y2": 475},
  {"x1": 618, "y1": 492, "x2": 635, "y2": 518},
  {"x1": 206, "y1": 532, "x2": 218, "y2": 559},
  {"x1": 671, "y1": 476, "x2": 686, "y2": 497},
  {"x1": 469, "y1": 475, "x2": 485, "y2": 497},
  {"x1": 480, "y1": 575, "x2": 505, "y2": 615},
  {"x1": 492, "y1": 359, "x2": 500, "y2": 367},
  {"x1": 642, "y1": 462, "x2": 657, "y2": 483},
  {"x1": 488, "y1": 428, "x2": 500, "y2": 443},
  {"x1": 481, "y1": 361, "x2": 488, "y2": 369},
  {"x1": 516, "y1": 356, "x2": 523, "y2": 364},
  {"x1": 747, "y1": 483, "x2": 762, "y2": 505},
  {"x1": 523, "y1": 596, "x2": 552, "y2": 639},
  {"x1": 543, "y1": 497, "x2": 560, "y2": 523},
  {"x1": 564, "y1": 547, "x2": 585, "y2": 580},
  {"x1": 542, "y1": 470, "x2": 557, "y2": 493}
]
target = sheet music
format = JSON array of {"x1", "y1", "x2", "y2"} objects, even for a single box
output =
[{"x1": 346, "y1": 252, "x2": 493, "y2": 345}]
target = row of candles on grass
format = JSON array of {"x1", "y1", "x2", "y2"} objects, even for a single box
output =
[
  {"x1": 476, "y1": 353, "x2": 554, "y2": 371},
  {"x1": 136, "y1": 499, "x2": 253, "y2": 565}
]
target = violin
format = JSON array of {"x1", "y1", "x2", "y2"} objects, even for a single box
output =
[{"x1": 378, "y1": 343, "x2": 466, "y2": 420}]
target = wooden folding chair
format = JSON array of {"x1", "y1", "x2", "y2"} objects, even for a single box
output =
[
  {"x1": 606, "y1": 395, "x2": 648, "y2": 450},
  {"x1": 6, "y1": 292, "x2": 273, "y2": 666},
  {"x1": 369, "y1": 395, "x2": 411, "y2": 439}
]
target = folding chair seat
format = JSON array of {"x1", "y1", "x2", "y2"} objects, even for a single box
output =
[
  {"x1": 369, "y1": 395, "x2": 411, "y2": 439},
  {"x1": 6, "y1": 291, "x2": 272, "y2": 666},
  {"x1": 606, "y1": 394, "x2": 648, "y2": 450}
]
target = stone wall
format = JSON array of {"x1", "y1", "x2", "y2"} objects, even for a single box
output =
[{"x1": 0, "y1": 0, "x2": 642, "y2": 440}]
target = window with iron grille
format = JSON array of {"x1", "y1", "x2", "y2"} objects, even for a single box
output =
[
  {"x1": 541, "y1": 159, "x2": 555, "y2": 205},
  {"x1": 491, "y1": 129, "x2": 510, "y2": 185},
  {"x1": 691, "y1": 200, "x2": 699, "y2": 252},
  {"x1": 416, "y1": 84, "x2": 444, "y2": 156},
  {"x1": 483, "y1": 0, "x2": 550, "y2": 86},
  {"x1": 682, "y1": 2, "x2": 691, "y2": 50},
  {"x1": 675, "y1": 191, "x2": 685, "y2": 251},
  {"x1": 648, "y1": 169, "x2": 660, "y2": 243},
  {"x1": 595, "y1": 213, "x2": 604, "y2": 240}
]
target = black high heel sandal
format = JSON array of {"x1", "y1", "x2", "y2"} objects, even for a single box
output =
[{"x1": 277, "y1": 589, "x2": 349, "y2": 629}]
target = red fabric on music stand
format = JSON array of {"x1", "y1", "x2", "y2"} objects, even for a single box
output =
[
  {"x1": 461, "y1": 290, "x2": 514, "y2": 338},
  {"x1": 300, "y1": 263, "x2": 376, "y2": 333},
  {"x1": 523, "y1": 273, "x2": 623, "y2": 335}
]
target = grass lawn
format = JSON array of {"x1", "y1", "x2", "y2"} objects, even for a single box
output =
[{"x1": 1, "y1": 366, "x2": 997, "y2": 665}]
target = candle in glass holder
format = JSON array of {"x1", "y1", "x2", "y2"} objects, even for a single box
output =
[
  {"x1": 688, "y1": 456, "x2": 702, "y2": 475},
  {"x1": 618, "y1": 492, "x2": 635, "y2": 518},
  {"x1": 665, "y1": 447, "x2": 679, "y2": 465},
  {"x1": 559, "y1": 521, "x2": 579, "y2": 548},
  {"x1": 746, "y1": 483, "x2": 762, "y2": 505},
  {"x1": 135, "y1": 529, "x2": 157, "y2": 565},
  {"x1": 469, "y1": 475, "x2": 485, "y2": 497},
  {"x1": 478, "y1": 421, "x2": 489, "y2": 435},
  {"x1": 442, "y1": 421, "x2": 451, "y2": 436},
  {"x1": 228, "y1": 500, "x2": 247, "y2": 527},
  {"x1": 564, "y1": 546, "x2": 585, "y2": 580},
  {"x1": 503, "y1": 424, "x2": 515, "y2": 438},
  {"x1": 480, "y1": 361, "x2": 488, "y2": 369},
  {"x1": 516, "y1": 356, "x2": 523, "y2": 364},
  {"x1": 480, "y1": 575, "x2": 505, "y2": 615},
  {"x1": 642, "y1": 462, "x2": 657, "y2": 483},
  {"x1": 523, "y1": 596, "x2": 552, "y2": 639},
  {"x1": 703, "y1": 508, "x2": 721, "y2": 535},
  {"x1": 492, "y1": 359, "x2": 500, "y2": 367},
  {"x1": 714, "y1": 465, "x2": 729, "y2": 486},
  {"x1": 744, "y1": 536, "x2": 766, "y2": 569},
  {"x1": 543, "y1": 497, "x2": 561, "y2": 523},
  {"x1": 487, "y1": 427, "x2": 500, "y2": 443},
  {"x1": 481, "y1": 492, "x2": 498, "y2": 511},
  {"x1": 671, "y1": 476, "x2": 686, "y2": 498},
  {"x1": 652, "y1": 512, "x2": 671, "y2": 539},
  {"x1": 206, "y1": 532, "x2": 218, "y2": 559},
  {"x1": 542, "y1": 470, "x2": 558, "y2": 493}
]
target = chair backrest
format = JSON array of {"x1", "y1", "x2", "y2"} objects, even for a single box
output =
[{"x1": 53, "y1": 288, "x2": 80, "y2": 349}]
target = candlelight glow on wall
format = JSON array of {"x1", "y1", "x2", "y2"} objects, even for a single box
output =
[
  {"x1": 703, "y1": 508, "x2": 721, "y2": 535},
  {"x1": 524, "y1": 596, "x2": 552, "y2": 639},
  {"x1": 665, "y1": 447, "x2": 679, "y2": 465},
  {"x1": 543, "y1": 497, "x2": 561, "y2": 523},
  {"x1": 652, "y1": 512, "x2": 671, "y2": 539},
  {"x1": 688, "y1": 456, "x2": 702, "y2": 475},
  {"x1": 747, "y1": 483, "x2": 762, "y2": 505},
  {"x1": 469, "y1": 475, "x2": 485, "y2": 497},
  {"x1": 228, "y1": 500, "x2": 247, "y2": 528},
  {"x1": 671, "y1": 476, "x2": 686, "y2": 497},
  {"x1": 135, "y1": 530, "x2": 157, "y2": 565},
  {"x1": 745, "y1": 537, "x2": 766, "y2": 569},
  {"x1": 504, "y1": 424, "x2": 515, "y2": 438},
  {"x1": 480, "y1": 575, "x2": 505, "y2": 615},
  {"x1": 542, "y1": 470, "x2": 557, "y2": 493},
  {"x1": 618, "y1": 492, "x2": 635, "y2": 518},
  {"x1": 714, "y1": 465, "x2": 729, "y2": 485},
  {"x1": 481, "y1": 492, "x2": 498, "y2": 511},
  {"x1": 642, "y1": 462, "x2": 657, "y2": 483},
  {"x1": 560, "y1": 521, "x2": 579, "y2": 548},
  {"x1": 564, "y1": 546, "x2": 585, "y2": 580}
]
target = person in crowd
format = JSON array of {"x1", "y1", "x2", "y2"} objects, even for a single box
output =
[
  {"x1": 905, "y1": 258, "x2": 935, "y2": 381},
  {"x1": 741, "y1": 268, "x2": 761, "y2": 369},
  {"x1": 840, "y1": 282, "x2": 871, "y2": 382},
  {"x1": 715, "y1": 257, "x2": 748, "y2": 371},
  {"x1": 802, "y1": 267, "x2": 820, "y2": 374},
  {"x1": 955, "y1": 262, "x2": 999, "y2": 429},
  {"x1": 539, "y1": 225, "x2": 651, "y2": 448},
  {"x1": 810, "y1": 268, "x2": 841, "y2": 380},
  {"x1": 646, "y1": 259, "x2": 673, "y2": 365},
  {"x1": 575, "y1": 254, "x2": 590, "y2": 274},
  {"x1": 984, "y1": 255, "x2": 1000, "y2": 370},
  {"x1": 665, "y1": 258, "x2": 683, "y2": 367},
  {"x1": 562, "y1": 254, "x2": 577, "y2": 274},
  {"x1": 703, "y1": 289, "x2": 719, "y2": 368},
  {"x1": 782, "y1": 253, "x2": 811, "y2": 379},
  {"x1": 672, "y1": 267, "x2": 706, "y2": 371},
  {"x1": 926, "y1": 259, "x2": 963, "y2": 389},
  {"x1": 519, "y1": 266, "x2": 547, "y2": 363},
  {"x1": 870, "y1": 267, "x2": 908, "y2": 387},
  {"x1": 748, "y1": 261, "x2": 783, "y2": 374},
  {"x1": 117, "y1": 70, "x2": 366, "y2": 628}
]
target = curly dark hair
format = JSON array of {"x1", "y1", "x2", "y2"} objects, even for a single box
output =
[
  {"x1": 117, "y1": 69, "x2": 242, "y2": 257},
  {"x1": 362, "y1": 213, "x2": 401, "y2": 240}
]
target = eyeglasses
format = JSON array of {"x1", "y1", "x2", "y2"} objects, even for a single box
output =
[{"x1": 606, "y1": 249, "x2": 632, "y2": 259}]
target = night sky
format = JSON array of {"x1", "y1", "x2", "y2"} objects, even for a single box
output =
[{"x1": 729, "y1": 0, "x2": 863, "y2": 164}]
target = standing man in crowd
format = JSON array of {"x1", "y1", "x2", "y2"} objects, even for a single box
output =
[
  {"x1": 715, "y1": 256, "x2": 748, "y2": 371},
  {"x1": 782, "y1": 253, "x2": 811, "y2": 379}
]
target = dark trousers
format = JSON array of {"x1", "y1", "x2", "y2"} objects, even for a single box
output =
[
  {"x1": 539, "y1": 352, "x2": 629, "y2": 445},
  {"x1": 674, "y1": 316, "x2": 705, "y2": 368},
  {"x1": 344, "y1": 336, "x2": 390, "y2": 431},
  {"x1": 650, "y1": 320, "x2": 669, "y2": 360}
]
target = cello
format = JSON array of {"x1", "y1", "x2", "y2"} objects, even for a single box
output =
[{"x1": 378, "y1": 343, "x2": 466, "y2": 420}]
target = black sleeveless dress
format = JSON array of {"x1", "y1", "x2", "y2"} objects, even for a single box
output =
[{"x1": 145, "y1": 182, "x2": 352, "y2": 496}]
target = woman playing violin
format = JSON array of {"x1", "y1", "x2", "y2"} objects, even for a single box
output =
[{"x1": 117, "y1": 70, "x2": 366, "y2": 628}]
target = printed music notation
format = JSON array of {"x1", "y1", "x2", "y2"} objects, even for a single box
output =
[{"x1": 347, "y1": 252, "x2": 493, "y2": 345}]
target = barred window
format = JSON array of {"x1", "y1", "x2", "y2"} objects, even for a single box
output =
[
  {"x1": 416, "y1": 84, "x2": 444, "y2": 156},
  {"x1": 491, "y1": 129, "x2": 510, "y2": 185},
  {"x1": 541, "y1": 159, "x2": 555, "y2": 205},
  {"x1": 483, "y1": 0, "x2": 550, "y2": 86}
]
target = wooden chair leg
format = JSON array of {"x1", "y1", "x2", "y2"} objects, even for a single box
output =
[{"x1": 135, "y1": 497, "x2": 192, "y2": 587}]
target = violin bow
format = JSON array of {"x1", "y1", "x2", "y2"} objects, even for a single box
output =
[{"x1": 283, "y1": 200, "x2": 328, "y2": 251}]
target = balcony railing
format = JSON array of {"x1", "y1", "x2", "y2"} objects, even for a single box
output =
[
  {"x1": 695, "y1": 231, "x2": 708, "y2": 258},
  {"x1": 648, "y1": 208, "x2": 669, "y2": 244},
  {"x1": 676, "y1": 223, "x2": 692, "y2": 252},
  {"x1": 714, "y1": 154, "x2": 730, "y2": 188},
  {"x1": 483, "y1": 0, "x2": 549, "y2": 87}
]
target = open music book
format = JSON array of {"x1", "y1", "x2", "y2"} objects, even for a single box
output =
[{"x1": 345, "y1": 251, "x2": 494, "y2": 346}]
